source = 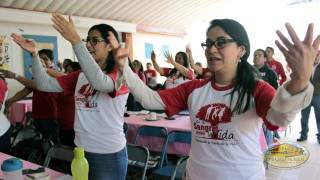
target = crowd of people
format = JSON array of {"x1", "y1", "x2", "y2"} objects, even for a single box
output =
[{"x1": 0, "y1": 12, "x2": 319, "y2": 180}]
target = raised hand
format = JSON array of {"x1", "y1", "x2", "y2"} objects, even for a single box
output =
[
  {"x1": 57, "y1": 61, "x2": 63, "y2": 71},
  {"x1": 151, "y1": 51, "x2": 156, "y2": 62},
  {"x1": 164, "y1": 51, "x2": 174, "y2": 64},
  {"x1": 51, "y1": 14, "x2": 82, "y2": 46},
  {"x1": 107, "y1": 31, "x2": 131, "y2": 73},
  {"x1": 275, "y1": 23, "x2": 320, "y2": 94},
  {"x1": 186, "y1": 46, "x2": 194, "y2": 64},
  {"x1": 11, "y1": 33, "x2": 37, "y2": 56}
]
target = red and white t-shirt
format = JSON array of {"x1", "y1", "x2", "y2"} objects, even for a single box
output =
[
  {"x1": 162, "y1": 67, "x2": 194, "y2": 89},
  {"x1": 158, "y1": 79, "x2": 278, "y2": 180},
  {"x1": 145, "y1": 69, "x2": 157, "y2": 85},
  {"x1": 57, "y1": 67, "x2": 129, "y2": 153},
  {"x1": 0, "y1": 78, "x2": 10, "y2": 136}
]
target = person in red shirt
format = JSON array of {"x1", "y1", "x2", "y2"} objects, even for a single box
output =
[
  {"x1": 2, "y1": 49, "x2": 59, "y2": 144},
  {"x1": 265, "y1": 47, "x2": 287, "y2": 85},
  {"x1": 46, "y1": 61, "x2": 81, "y2": 147},
  {"x1": 145, "y1": 62, "x2": 157, "y2": 85}
]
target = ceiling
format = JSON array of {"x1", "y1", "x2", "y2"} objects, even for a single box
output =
[{"x1": 0, "y1": 0, "x2": 314, "y2": 36}]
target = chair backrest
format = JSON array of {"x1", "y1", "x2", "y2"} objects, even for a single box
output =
[
  {"x1": 20, "y1": 111, "x2": 32, "y2": 125},
  {"x1": 133, "y1": 126, "x2": 168, "y2": 169},
  {"x1": 133, "y1": 125, "x2": 168, "y2": 144},
  {"x1": 159, "y1": 130, "x2": 191, "y2": 167},
  {"x1": 11, "y1": 129, "x2": 42, "y2": 147},
  {"x1": 127, "y1": 143, "x2": 150, "y2": 180},
  {"x1": 43, "y1": 144, "x2": 74, "y2": 167},
  {"x1": 11, "y1": 111, "x2": 33, "y2": 139},
  {"x1": 123, "y1": 122, "x2": 129, "y2": 138},
  {"x1": 170, "y1": 156, "x2": 189, "y2": 180}
]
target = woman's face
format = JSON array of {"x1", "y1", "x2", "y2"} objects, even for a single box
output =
[
  {"x1": 86, "y1": 29, "x2": 111, "y2": 67},
  {"x1": 65, "y1": 65, "x2": 74, "y2": 74},
  {"x1": 205, "y1": 26, "x2": 245, "y2": 75},
  {"x1": 132, "y1": 61, "x2": 140, "y2": 70},
  {"x1": 175, "y1": 54, "x2": 184, "y2": 66}
]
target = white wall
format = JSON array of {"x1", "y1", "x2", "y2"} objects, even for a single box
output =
[
  {"x1": 0, "y1": 20, "x2": 89, "y2": 98},
  {"x1": 132, "y1": 32, "x2": 185, "y2": 83}
]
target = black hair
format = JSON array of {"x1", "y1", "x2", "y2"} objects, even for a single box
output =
[
  {"x1": 195, "y1": 62, "x2": 202, "y2": 67},
  {"x1": 38, "y1": 49, "x2": 54, "y2": 60},
  {"x1": 167, "y1": 51, "x2": 189, "y2": 80},
  {"x1": 133, "y1": 60, "x2": 144, "y2": 74},
  {"x1": 255, "y1": 49, "x2": 267, "y2": 58},
  {"x1": 64, "y1": 58, "x2": 72, "y2": 64},
  {"x1": 88, "y1": 24, "x2": 119, "y2": 74},
  {"x1": 65, "y1": 62, "x2": 81, "y2": 72},
  {"x1": 207, "y1": 19, "x2": 259, "y2": 114},
  {"x1": 266, "y1": 46, "x2": 274, "y2": 53}
]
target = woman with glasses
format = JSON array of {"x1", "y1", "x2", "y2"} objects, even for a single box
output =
[
  {"x1": 151, "y1": 50, "x2": 194, "y2": 89},
  {"x1": 11, "y1": 14, "x2": 129, "y2": 180},
  {"x1": 111, "y1": 19, "x2": 319, "y2": 179}
]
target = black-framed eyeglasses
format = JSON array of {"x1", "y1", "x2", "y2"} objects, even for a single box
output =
[
  {"x1": 201, "y1": 39, "x2": 236, "y2": 50},
  {"x1": 82, "y1": 37, "x2": 106, "y2": 46}
]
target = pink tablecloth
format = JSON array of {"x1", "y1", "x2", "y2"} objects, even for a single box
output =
[
  {"x1": 124, "y1": 114, "x2": 267, "y2": 154},
  {"x1": 9, "y1": 100, "x2": 32, "y2": 126},
  {"x1": 0, "y1": 152, "x2": 65, "y2": 179}
]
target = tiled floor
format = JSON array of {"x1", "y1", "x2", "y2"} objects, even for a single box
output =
[{"x1": 265, "y1": 111, "x2": 320, "y2": 180}]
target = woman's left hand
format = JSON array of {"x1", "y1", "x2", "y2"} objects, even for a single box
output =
[
  {"x1": 51, "y1": 14, "x2": 82, "y2": 46},
  {"x1": 275, "y1": 23, "x2": 320, "y2": 95},
  {"x1": 164, "y1": 52, "x2": 174, "y2": 64}
]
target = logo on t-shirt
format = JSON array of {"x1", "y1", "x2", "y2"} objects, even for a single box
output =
[
  {"x1": 76, "y1": 84, "x2": 98, "y2": 108},
  {"x1": 272, "y1": 65, "x2": 276, "y2": 70},
  {"x1": 194, "y1": 103, "x2": 234, "y2": 140}
]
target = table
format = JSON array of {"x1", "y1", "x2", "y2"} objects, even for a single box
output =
[
  {"x1": 124, "y1": 114, "x2": 267, "y2": 154},
  {"x1": 9, "y1": 100, "x2": 32, "y2": 126},
  {"x1": 0, "y1": 152, "x2": 65, "y2": 179},
  {"x1": 125, "y1": 114, "x2": 191, "y2": 155}
]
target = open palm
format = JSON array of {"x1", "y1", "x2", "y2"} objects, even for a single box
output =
[{"x1": 11, "y1": 33, "x2": 37, "y2": 55}]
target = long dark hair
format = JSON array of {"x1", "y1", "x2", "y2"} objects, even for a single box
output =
[
  {"x1": 89, "y1": 24, "x2": 119, "y2": 74},
  {"x1": 207, "y1": 19, "x2": 259, "y2": 114},
  {"x1": 167, "y1": 51, "x2": 189, "y2": 80}
]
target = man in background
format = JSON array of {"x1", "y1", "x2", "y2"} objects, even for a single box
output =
[
  {"x1": 265, "y1": 47, "x2": 287, "y2": 86},
  {"x1": 253, "y1": 49, "x2": 279, "y2": 145}
]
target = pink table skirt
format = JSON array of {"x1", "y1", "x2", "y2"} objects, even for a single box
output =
[
  {"x1": 124, "y1": 114, "x2": 267, "y2": 154},
  {"x1": 9, "y1": 100, "x2": 32, "y2": 126},
  {"x1": 0, "y1": 152, "x2": 65, "y2": 179}
]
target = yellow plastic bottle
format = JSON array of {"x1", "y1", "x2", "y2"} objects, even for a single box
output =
[{"x1": 71, "y1": 147, "x2": 89, "y2": 180}]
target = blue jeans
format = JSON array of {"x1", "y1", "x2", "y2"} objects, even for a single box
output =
[
  {"x1": 85, "y1": 147, "x2": 128, "y2": 180},
  {"x1": 263, "y1": 124, "x2": 274, "y2": 145},
  {"x1": 300, "y1": 95, "x2": 320, "y2": 138}
]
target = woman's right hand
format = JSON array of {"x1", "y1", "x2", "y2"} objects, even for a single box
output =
[
  {"x1": 11, "y1": 33, "x2": 37, "y2": 56},
  {"x1": 51, "y1": 14, "x2": 82, "y2": 46},
  {"x1": 186, "y1": 46, "x2": 194, "y2": 64}
]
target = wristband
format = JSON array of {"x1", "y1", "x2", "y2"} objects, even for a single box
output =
[{"x1": 14, "y1": 73, "x2": 19, "y2": 79}]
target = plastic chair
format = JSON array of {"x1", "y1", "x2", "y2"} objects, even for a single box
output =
[
  {"x1": 133, "y1": 125, "x2": 168, "y2": 169},
  {"x1": 11, "y1": 129, "x2": 42, "y2": 148},
  {"x1": 127, "y1": 143, "x2": 150, "y2": 180},
  {"x1": 170, "y1": 156, "x2": 189, "y2": 180},
  {"x1": 124, "y1": 122, "x2": 130, "y2": 138},
  {"x1": 43, "y1": 144, "x2": 74, "y2": 168},
  {"x1": 152, "y1": 130, "x2": 191, "y2": 179}
]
